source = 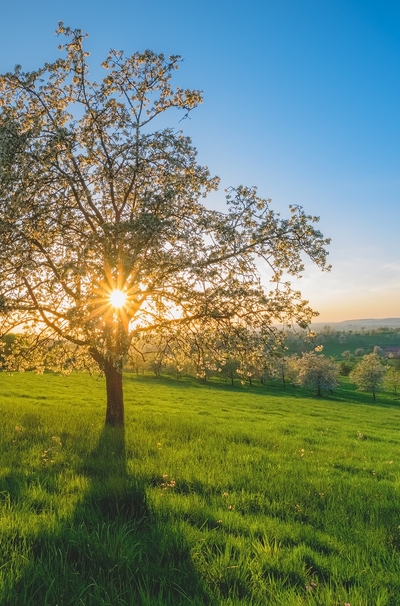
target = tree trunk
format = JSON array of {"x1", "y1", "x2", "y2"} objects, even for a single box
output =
[
  {"x1": 104, "y1": 360, "x2": 124, "y2": 427},
  {"x1": 89, "y1": 348, "x2": 125, "y2": 427}
]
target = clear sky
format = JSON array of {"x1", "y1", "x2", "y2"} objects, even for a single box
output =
[{"x1": 1, "y1": 0, "x2": 399, "y2": 322}]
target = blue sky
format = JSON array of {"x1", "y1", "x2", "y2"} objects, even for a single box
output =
[{"x1": 1, "y1": 0, "x2": 399, "y2": 322}]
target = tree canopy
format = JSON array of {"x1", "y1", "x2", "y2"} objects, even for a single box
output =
[
  {"x1": 292, "y1": 352, "x2": 338, "y2": 397},
  {"x1": 350, "y1": 353, "x2": 386, "y2": 402},
  {"x1": 0, "y1": 25, "x2": 330, "y2": 426}
]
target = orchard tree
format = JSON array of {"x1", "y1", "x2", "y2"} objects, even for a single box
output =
[
  {"x1": 222, "y1": 326, "x2": 268, "y2": 386},
  {"x1": 350, "y1": 353, "x2": 386, "y2": 402},
  {"x1": 0, "y1": 25, "x2": 330, "y2": 426},
  {"x1": 384, "y1": 366, "x2": 400, "y2": 396},
  {"x1": 293, "y1": 352, "x2": 338, "y2": 397},
  {"x1": 212, "y1": 324, "x2": 278, "y2": 386},
  {"x1": 270, "y1": 355, "x2": 296, "y2": 389},
  {"x1": 219, "y1": 358, "x2": 240, "y2": 386}
]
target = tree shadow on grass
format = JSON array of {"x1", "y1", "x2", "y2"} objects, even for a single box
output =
[{"x1": 4, "y1": 426, "x2": 216, "y2": 606}]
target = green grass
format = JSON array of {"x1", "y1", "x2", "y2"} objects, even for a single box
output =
[{"x1": 1, "y1": 372, "x2": 400, "y2": 604}]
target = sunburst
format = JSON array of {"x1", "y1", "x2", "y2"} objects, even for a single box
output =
[{"x1": 109, "y1": 289, "x2": 127, "y2": 309}]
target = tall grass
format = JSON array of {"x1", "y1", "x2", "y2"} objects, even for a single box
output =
[{"x1": 1, "y1": 372, "x2": 400, "y2": 604}]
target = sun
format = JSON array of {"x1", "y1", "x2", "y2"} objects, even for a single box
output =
[{"x1": 109, "y1": 289, "x2": 127, "y2": 309}]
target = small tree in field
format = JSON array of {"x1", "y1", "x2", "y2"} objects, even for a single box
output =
[
  {"x1": 383, "y1": 365, "x2": 400, "y2": 396},
  {"x1": 0, "y1": 25, "x2": 330, "y2": 426},
  {"x1": 293, "y1": 352, "x2": 338, "y2": 397},
  {"x1": 338, "y1": 360, "x2": 352, "y2": 376},
  {"x1": 350, "y1": 353, "x2": 386, "y2": 402},
  {"x1": 270, "y1": 356, "x2": 296, "y2": 389}
]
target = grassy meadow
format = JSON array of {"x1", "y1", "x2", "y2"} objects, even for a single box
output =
[{"x1": 1, "y1": 372, "x2": 400, "y2": 605}]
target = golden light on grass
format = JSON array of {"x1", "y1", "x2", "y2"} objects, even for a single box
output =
[{"x1": 109, "y1": 289, "x2": 127, "y2": 309}]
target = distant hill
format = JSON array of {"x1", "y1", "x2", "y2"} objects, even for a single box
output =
[{"x1": 311, "y1": 318, "x2": 400, "y2": 331}]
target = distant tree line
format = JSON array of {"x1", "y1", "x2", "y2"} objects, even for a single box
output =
[{"x1": 2, "y1": 328, "x2": 398, "y2": 402}]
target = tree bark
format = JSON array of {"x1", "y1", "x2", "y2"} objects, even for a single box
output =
[
  {"x1": 89, "y1": 347, "x2": 125, "y2": 427},
  {"x1": 104, "y1": 360, "x2": 124, "y2": 427}
]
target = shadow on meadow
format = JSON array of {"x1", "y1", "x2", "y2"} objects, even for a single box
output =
[
  {"x1": 125, "y1": 371, "x2": 303, "y2": 398},
  {"x1": 5, "y1": 426, "x2": 215, "y2": 606}
]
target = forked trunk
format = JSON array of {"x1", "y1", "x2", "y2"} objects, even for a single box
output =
[{"x1": 104, "y1": 360, "x2": 124, "y2": 427}]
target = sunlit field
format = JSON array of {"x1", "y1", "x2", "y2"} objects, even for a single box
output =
[{"x1": 1, "y1": 372, "x2": 400, "y2": 605}]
